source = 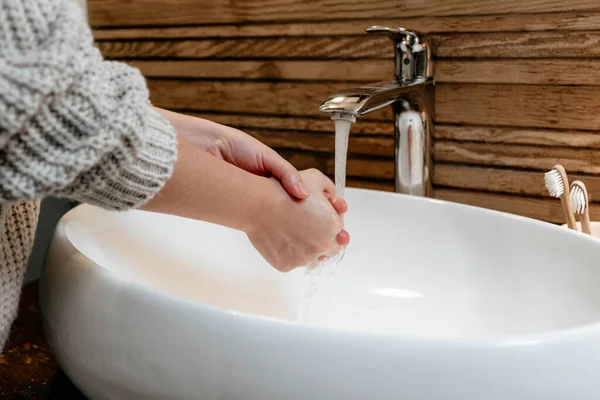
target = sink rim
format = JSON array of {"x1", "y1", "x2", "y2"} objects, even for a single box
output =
[{"x1": 54, "y1": 187, "x2": 600, "y2": 346}]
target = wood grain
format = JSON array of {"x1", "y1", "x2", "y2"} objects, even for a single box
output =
[
  {"x1": 88, "y1": 0, "x2": 600, "y2": 27},
  {"x1": 98, "y1": 37, "x2": 390, "y2": 60},
  {"x1": 437, "y1": 59, "x2": 600, "y2": 85},
  {"x1": 434, "y1": 164, "x2": 600, "y2": 199},
  {"x1": 99, "y1": 31, "x2": 600, "y2": 60},
  {"x1": 433, "y1": 141, "x2": 600, "y2": 174},
  {"x1": 130, "y1": 60, "x2": 391, "y2": 82},
  {"x1": 434, "y1": 125, "x2": 600, "y2": 148},
  {"x1": 435, "y1": 31, "x2": 600, "y2": 58},
  {"x1": 92, "y1": 13, "x2": 600, "y2": 39},
  {"x1": 147, "y1": 80, "x2": 393, "y2": 119},
  {"x1": 436, "y1": 84, "x2": 600, "y2": 130},
  {"x1": 435, "y1": 189, "x2": 600, "y2": 224}
]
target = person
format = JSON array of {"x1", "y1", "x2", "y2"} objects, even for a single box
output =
[{"x1": 0, "y1": 0, "x2": 349, "y2": 352}]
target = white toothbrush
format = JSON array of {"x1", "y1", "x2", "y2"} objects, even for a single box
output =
[
  {"x1": 545, "y1": 164, "x2": 577, "y2": 230},
  {"x1": 570, "y1": 180, "x2": 592, "y2": 235}
]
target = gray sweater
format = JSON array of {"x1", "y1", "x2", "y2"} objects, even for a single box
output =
[{"x1": 0, "y1": 0, "x2": 178, "y2": 351}]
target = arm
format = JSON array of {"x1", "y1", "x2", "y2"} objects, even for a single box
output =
[
  {"x1": 153, "y1": 107, "x2": 312, "y2": 200},
  {"x1": 0, "y1": 0, "x2": 176, "y2": 209},
  {"x1": 0, "y1": 0, "x2": 346, "y2": 271},
  {"x1": 141, "y1": 135, "x2": 268, "y2": 233},
  {"x1": 143, "y1": 136, "x2": 347, "y2": 271}
]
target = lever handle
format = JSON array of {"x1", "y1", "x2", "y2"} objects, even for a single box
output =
[{"x1": 366, "y1": 26, "x2": 432, "y2": 82}]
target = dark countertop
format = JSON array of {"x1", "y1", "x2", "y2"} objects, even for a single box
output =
[{"x1": 0, "y1": 281, "x2": 87, "y2": 399}]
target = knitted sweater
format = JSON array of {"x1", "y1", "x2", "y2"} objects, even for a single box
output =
[{"x1": 0, "y1": 0, "x2": 178, "y2": 351}]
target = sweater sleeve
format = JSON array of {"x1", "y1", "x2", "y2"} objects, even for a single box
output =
[{"x1": 0, "y1": 0, "x2": 178, "y2": 210}]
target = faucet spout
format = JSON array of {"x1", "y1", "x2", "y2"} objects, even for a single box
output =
[
  {"x1": 318, "y1": 26, "x2": 435, "y2": 197},
  {"x1": 319, "y1": 79, "x2": 427, "y2": 117}
]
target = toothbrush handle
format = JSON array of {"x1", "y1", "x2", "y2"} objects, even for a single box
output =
[
  {"x1": 561, "y1": 193, "x2": 577, "y2": 230},
  {"x1": 581, "y1": 210, "x2": 592, "y2": 235}
]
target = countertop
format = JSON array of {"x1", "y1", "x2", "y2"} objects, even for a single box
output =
[{"x1": 0, "y1": 281, "x2": 87, "y2": 399}]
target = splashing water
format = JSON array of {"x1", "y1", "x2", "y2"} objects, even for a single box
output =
[{"x1": 297, "y1": 116, "x2": 353, "y2": 323}]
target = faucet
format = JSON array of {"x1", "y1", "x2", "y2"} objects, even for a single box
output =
[{"x1": 319, "y1": 26, "x2": 435, "y2": 197}]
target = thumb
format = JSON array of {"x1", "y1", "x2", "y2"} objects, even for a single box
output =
[{"x1": 263, "y1": 149, "x2": 309, "y2": 199}]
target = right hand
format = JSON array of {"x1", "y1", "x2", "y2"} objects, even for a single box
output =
[{"x1": 245, "y1": 169, "x2": 349, "y2": 272}]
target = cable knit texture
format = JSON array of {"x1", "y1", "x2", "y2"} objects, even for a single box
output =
[{"x1": 0, "y1": 0, "x2": 178, "y2": 352}]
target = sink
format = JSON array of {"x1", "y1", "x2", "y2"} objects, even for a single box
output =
[{"x1": 40, "y1": 188, "x2": 600, "y2": 400}]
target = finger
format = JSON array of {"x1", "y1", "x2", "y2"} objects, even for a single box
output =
[
  {"x1": 336, "y1": 230, "x2": 350, "y2": 246},
  {"x1": 263, "y1": 150, "x2": 309, "y2": 199},
  {"x1": 329, "y1": 196, "x2": 347, "y2": 215},
  {"x1": 320, "y1": 174, "x2": 336, "y2": 197}
]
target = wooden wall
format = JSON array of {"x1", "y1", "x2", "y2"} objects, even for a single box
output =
[{"x1": 88, "y1": 0, "x2": 600, "y2": 223}]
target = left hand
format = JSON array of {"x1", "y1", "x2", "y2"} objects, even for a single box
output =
[
  {"x1": 155, "y1": 108, "x2": 350, "y2": 246},
  {"x1": 155, "y1": 108, "x2": 312, "y2": 200},
  {"x1": 207, "y1": 125, "x2": 351, "y2": 245},
  {"x1": 204, "y1": 124, "x2": 311, "y2": 200}
]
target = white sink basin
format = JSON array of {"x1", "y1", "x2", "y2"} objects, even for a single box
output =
[{"x1": 40, "y1": 188, "x2": 600, "y2": 400}]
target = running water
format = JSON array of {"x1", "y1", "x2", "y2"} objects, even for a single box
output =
[
  {"x1": 334, "y1": 117, "x2": 352, "y2": 200},
  {"x1": 298, "y1": 114, "x2": 354, "y2": 323}
]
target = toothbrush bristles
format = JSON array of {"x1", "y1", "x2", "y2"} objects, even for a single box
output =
[
  {"x1": 570, "y1": 185, "x2": 586, "y2": 214},
  {"x1": 544, "y1": 170, "x2": 564, "y2": 198}
]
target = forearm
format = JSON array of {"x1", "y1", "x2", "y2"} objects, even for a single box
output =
[
  {"x1": 153, "y1": 107, "x2": 222, "y2": 152},
  {"x1": 141, "y1": 136, "x2": 270, "y2": 233}
]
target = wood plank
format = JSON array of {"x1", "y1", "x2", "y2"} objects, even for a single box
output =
[
  {"x1": 97, "y1": 37, "x2": 389, "y2": 60},
  {"x1": 434, "y1": 125, "x2": 600, "y2": 148},
  {"x1": 147, "y1": 80, "x2": 393, "y2": 119},
  {"x1": 183, "y1": 113, "x2": 394, "y2": 135},
  {"x1": 434, "y1": 189, "x2": 600, "y2": 224},
  {"x1": 129, "y1": 60, "x2": 391, "y2": 81},
  {"x1": 434, "y1": 164, "x2": 600, "y2": 200},
  {"x1": 88, "y1": 0, "x2": 600, "y2": 27},
  {"x1": 435, "y1": 31, "x2": 600, "y2": 58},
  {"x1": 245, "y1": 129, "x2": 394, "y2": 157},
  {"x1": 92, "y1": 13, "x2": 600, "y2": 39},
  {"x1": 437, "y1": 59, "x2": 600, "y2": 86},
  {"x1": 436, "y1": 83, "x2": 600, "y2": 130},
  {"x1": 433, "y1": 141, "x2": 600, "y2": 174},
  {"x1": 99, "y1": 32, "x2": 600, "y2": 61}
]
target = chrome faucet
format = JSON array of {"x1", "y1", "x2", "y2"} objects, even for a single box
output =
[{"x1": 319, "y1": 26, "x2": 435, "y2": 197}]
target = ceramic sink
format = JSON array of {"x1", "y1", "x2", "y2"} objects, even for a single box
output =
[{"x1": 40, "y1": 188, "x2": 600, "y2": 400}]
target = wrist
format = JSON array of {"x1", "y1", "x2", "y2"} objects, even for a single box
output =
[
  {"x1": 240, "y1": 177, "x2": 281, "y2": 235},
  {"x1": 154, "y1": 107, "x2": 223, "y2": 151}
]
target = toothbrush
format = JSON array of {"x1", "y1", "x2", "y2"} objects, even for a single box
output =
[
  {"x1": 545, "y1": 165, "x2": 577, "y2": 230},
  {"x1": 570, "y1": 180, "x2": 592, "y2": 235}
]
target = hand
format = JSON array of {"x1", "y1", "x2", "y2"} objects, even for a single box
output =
[
  {"x1": 199, "y1": 123, "x2": 349, "y2": 241},
  {"x1": 154, "y1": 108, "x2": 349, "y2": 248},
  {"x1": 154, "y1": 107, "x2": 311, "y2": 199},
  {"x1": 245, "y1": 169, "x2": 348, "y2": 272}
]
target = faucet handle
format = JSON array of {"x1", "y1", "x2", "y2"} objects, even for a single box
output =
[{"x1": 366, "y1": 26, "x2": 433, "y2": 82}]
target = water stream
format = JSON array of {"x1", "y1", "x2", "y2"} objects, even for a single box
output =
[{"x1": 298, "y1": 116, "x2": 353, "y2": 323}]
